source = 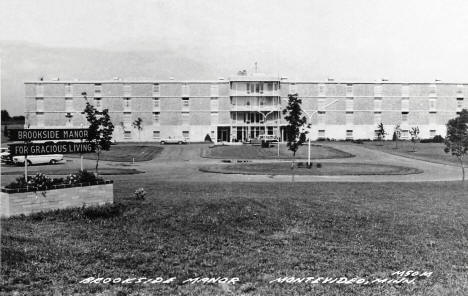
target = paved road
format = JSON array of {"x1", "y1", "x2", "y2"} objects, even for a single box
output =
[{"x1": 1, "y1": 143, "x2": 463, "y2": 184}]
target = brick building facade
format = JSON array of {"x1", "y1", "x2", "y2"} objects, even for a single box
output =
[{"x1": 24, "y1": 74, "x2": 467, "y2": 142}]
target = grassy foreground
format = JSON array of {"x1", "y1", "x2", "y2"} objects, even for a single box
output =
[{"x1": 1, "y1": 182, "x2": 467, "y2": 295}]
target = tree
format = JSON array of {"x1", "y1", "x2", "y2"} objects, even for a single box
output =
[
  {"x1": 409, "y1": 126, "x2": 420, "y2": 152},
  {"x1": 393, "y1": 124, "x2": 401, "y2": 149},
  {"x1": 82, "y1": 92, "x2": 115, "y2": 176},
  {"x1": 1, "y1": 110, "x2": 11, "y2": 123},
  {"x1": 376, "y1": 122, "x2": 386, "y2": 145},
  {"x1": 444, "y1": 109, "x2": 468, "y2": 182},
  {"x1": 282, "y1": 93, "x2": 309, "y2": 172},
  {"x1": 132, "y1": 117, "x2": 143, "y2": 140}
]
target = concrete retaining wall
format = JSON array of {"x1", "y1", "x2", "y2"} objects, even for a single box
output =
[{"x1": 0, "y1": 183, "x2": 114, "y2": 218}]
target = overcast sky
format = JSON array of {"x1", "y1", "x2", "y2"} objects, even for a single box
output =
[{"x1": 1, "y1": 0, "x2": 468, "y2": 81}]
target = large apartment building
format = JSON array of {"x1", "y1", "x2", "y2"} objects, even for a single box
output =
[{"x1": 24, "y1": 73, "x2": 467, "y2": 142}]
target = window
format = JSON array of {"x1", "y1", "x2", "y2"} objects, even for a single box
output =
[
  {"x1": 65, "y1": 112, "x2": 73, "y2": 127},
  {"x1": 65, "y1": 98, "x2": 74, "y2": 112},
  {"x1": 153, "y1": 112, "x2": 160, "y2": 124},
  {"x1": 94, "y1": 83, "x2": 102, "y2": 95},
  {"x1": 346, "y1": 84, "x2": 353, "y2": 96},
  {"x1": 124, "y1": 131, "x2": 132, "y2": 139},
  {"x1": 346, "y1": 98, "x2": 353, "y2": 111},
  {"x1": 267, "y1": 83, "x2": 273, "y2": 91},
  {"x1": 374, "y1": 85, "x2": 383, "y2": 97},
  {"x1": 36, "y1": 84, "x2": 44, "y2": 97},
  {"x1": 401, "y1": 130, "x2": 409, "y2": 140},
  {"x1": 346, "y1": 112, "x2": 354, "y2": 125},
  {"x1": 124, "y1": 98, "x2": 131, "y2": 110},
  {"x1": 123, "y1": 84, "x2": 131, "y2": 97},
  {"x1": 152, "y1": 83, "x2": 160, "y2": 94},
  {"x1": 211, "y1": 112, "x2": 219, "y2": 124},
  {"x1": 374, "y1": 98, "x2": 382, "y2": 111},
  {"x1": 402, "y1": 98, "x2": 409, "y2": 111},
  {"x1": 65, "y1": 84, "x2": 73, "y2": 97},
  {"x1": 402, "y1": 112, "x2": 409, "y2": 123},
  {"x1": 153, "y1": 131, "x2": 160, "y2": 139},
  {"x1": 181, "y1": 84, "x2": 189, "y2": 96},
  {"x1": 374, "y1": 112, "x2": 382, "y2": 124},
  {"x1": 318, "y1": 111, "x2": 326, "y2": 124},
  {"x1": 182, "y1": 130, "x2": 190, "y2": 140},
  {"x1": 36, "y1": 98, "x2": 44, "y2": 112},
  {"x1": 319, "y1": 84, "x2": 326, "y2": 96},
  {"x1": 182, "y1": 97, "x2": 189, "y2": 107},
  {"x1": 318, "y1": 130, "x2": 325, "y2": 139},
  {"x1": 401, "y1": 85, "x2": 409, "y2": 97},
  {"x1": 210, "y1": 97, "x2": 218, "y2": 110},
  {"x1": 346, "y1": 130, "x2": 353, "y2": 140},
  {"x1": 430, "y1": 130, "x2": 436, "y2": 137},
  {"x1": 318, "y1": 98, "x2": 325, "y2": 111},
  {"x1": 429, "y1": 98, "x2": 436, "y2": 111},
  {"x1": 123, "y1": 112, "x2": 132, "y2": 129},
  {"x1": 457, "y1": 97, "x2": 464, "y2": 110},
  {"x1": 210, "y1": 84, "x2": 219, "y2": 97},
  {"x1": 153, "y1": 98, "x2": 160, "y2": 108},
  {"x1": 94, "y1": 98, "x2": 102, "y2": 111},
  {"x1": 37, "y1": 112, "x2": 44, "y2": 127},
  {"x1": 182, "y1": 112, "x2": 189, "y2": 125},
  {"x1": 429, "y1": 112, "x2": 437, "y2": 124},
  {"x1": 289, "y1": 83, "x2": 296, "y2": 94}
]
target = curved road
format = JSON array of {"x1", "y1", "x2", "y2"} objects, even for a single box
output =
[{"x1": 110, "y1": 143, "x2": 463, "y2": 183}]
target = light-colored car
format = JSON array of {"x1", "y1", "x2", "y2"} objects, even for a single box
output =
[
  {"x1": 160, "y1": 136, "x2": 187, "y2": 145},
  {"x1": 1, "y1": 147, "x2": 11, "y2": 163},
  {"x1": 12, "y1": 154, "x2": 64, "y2": 165}
]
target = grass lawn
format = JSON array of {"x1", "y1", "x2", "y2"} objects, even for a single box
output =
[
  {"x1": 203, "y1": 144, "x2": 353, "y2": 160},
  {"x1": 68, "y1": 145, "x2": 163, "y2": 162},
  {"x1": 362, "y1": 141, "x2": 468, "y2": 167},
  {"x1": 200, "y1": 162, "x2": 422, "y2": 176},
  {"x1": 1, "y1": 181, "x2": 467, "y2": 295}
]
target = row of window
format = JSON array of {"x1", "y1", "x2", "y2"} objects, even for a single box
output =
[
  {"x1": 123, "y1": 130, "x2": 190, "y2": 140},
  {"x1": 35, "y1": 96, "x2": 464, "y2": 112},
  {"x1": 290, "y1": 83, "x2": 465, "y2": 96},
  {"x1": 54, "y1": 83, "x2": 221, "y2": 97},
  {"x1": 317, "y1": 129, "x2": 438, "y2": 140}
]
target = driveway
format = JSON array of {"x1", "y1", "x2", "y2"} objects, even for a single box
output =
[{"x1": 1, "y1": 143, "x2": 464, "y2": 184}]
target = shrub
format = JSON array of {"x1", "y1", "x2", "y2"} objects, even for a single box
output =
[
  {"x1": 433, "y1": 135, "x2": 444, "y2": 143},
  {"x1": 317, "y1": 163, "x2": 322, "y2": 168},
  {"x1": 6, "y1": 173, "x2": 63, "y2": 190},
  {"x1": 66, "y1": 170, "x2": 103, "y2": 185},
  {"x1": 204, "y1": 134, "x2": 213, "y2": 143},
  {"x1": 134, "y1": 188, "x2": 147, "y2": 200}
]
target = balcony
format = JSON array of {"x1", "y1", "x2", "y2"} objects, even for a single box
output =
[
  {"x1": 231, "y1": 104, "x2": 280, "y2": 112},
  {"x1": 230, "y1": 90, "x2": 280, "y2": 97}
]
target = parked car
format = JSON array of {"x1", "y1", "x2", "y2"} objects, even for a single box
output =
[
  {"x1": 160, "y1": 136, "x2": 187, "y2": 145},
  {"x1": 12, "y1": 154, "x2": 64, "y2": 165},
  {"x1": 1, "y1": 147, "x2": 11, "y2": 163},
  {"x1": 250, "y1": 135, "x2": 279, "y2": 145}
]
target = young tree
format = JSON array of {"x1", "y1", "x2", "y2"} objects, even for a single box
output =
[
  {"x1": 82, "y1": 92, "x2": 115, "y2": 176},
  {"x1": 444, "y1": 109, "x2": 468, "y2": 182},
  {"x1": 376, "y1": 122, "x2": 386, "y2": 146},
  {"x1": 409, "y1": 126, "x2": 420, "y2": 152},
  {"x1": 393, "y1": 124, "x2": 401, "y2": 149},
  {"x1": 132, "y1": 117, "x2": 143, "y2": 140},
  {"x1": 282, "y1": 93, "x2": 309, "y2": 171}
]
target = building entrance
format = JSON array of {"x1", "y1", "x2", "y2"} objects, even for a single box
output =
[{"x1": 217, "y1": 127, "x2": 230, "y2": 142}]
